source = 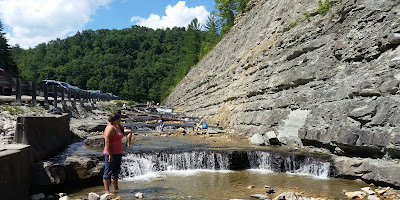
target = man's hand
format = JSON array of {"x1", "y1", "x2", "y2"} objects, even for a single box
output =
[{"x1": 108, "y1": 155, "x2": 113, "y2": 163}]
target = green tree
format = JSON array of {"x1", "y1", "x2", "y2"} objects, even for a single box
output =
[
  {"x1": 0, "y1": 20, "x2": 17, "y2": 75},
  {"x1": 11, "y1": 23, "x2": 221, "y2": 103},
  {"x1": 215, "y1": 0, "x2": 249, "y2": 36},
  {"x1": 200, "y1": 13, "x2": 221, "y2": 58}
]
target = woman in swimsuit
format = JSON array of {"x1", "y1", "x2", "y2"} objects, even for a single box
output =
[{"x1": 196, "y1": 116, "x2": 208, "y2": 131}]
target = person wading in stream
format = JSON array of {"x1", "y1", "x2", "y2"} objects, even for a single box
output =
[
  {"x1": 159, "y1": 115, "x2": 164, "y2": 132},
  {"x1": 103, "y1": 112, "x2": 126, "y2": 195}
]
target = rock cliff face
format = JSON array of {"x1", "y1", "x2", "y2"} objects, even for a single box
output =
[{"x1": 166, "y1": 0, "x2": 400, "y2": 158}]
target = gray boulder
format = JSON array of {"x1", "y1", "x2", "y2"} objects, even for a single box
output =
[
  {"x1": 250, "y1": 131, "x2": 280, "y2": 146},
  {"x1": 250, "y1": 133, "x2": 267, "y2": 145},
  {"x1": 251, "y1": 194, "x2": 270, "y2": 200},
  {"x1": 31, "y1": 161, "x2": 66, "y2": 185},
  {"x1": 88, "y1": 192, "x2": 100, "y2": 200},
  {"x1": 333, "y1": 156, "x2": 400, "y2": 186},
  {"x1": 265, "y1": 131, "x2": 280, "y2": 145},
  {"x1": 100, "y1": 193, "x2": 112, "y2": 200},
  {"x1": 78, "y1": 124, "x2": 107, "y2": 132},
  {"x1": 135, "y1": 192, "x2": 144, "y2": 199},
  {"x1": 272, "y1": 192, "x2": 298, "y2": 200},
  {"x1": 64, "y1": 156, "x2": 104, "y2": 180},
  {"x1": 84, "y1": 135, "x2": 105, "y2": 148},
  {"x1": 31, "y1": 193, "x2": 45, "y2": 200}
]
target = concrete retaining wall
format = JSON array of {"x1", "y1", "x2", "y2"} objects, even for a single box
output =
[
  {"x1": 0, "y1": 114, "x2": 71, "y2": 199},
  {"x1": 0, "y1": 144, "x2": 34, "y2": 200},
  {"x1": 14, "y1": 114, "x2": 71, "y2": 160}
]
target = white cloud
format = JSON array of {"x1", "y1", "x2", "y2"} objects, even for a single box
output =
[
  {"x1": 130, "y1": 1, "x2": 210, "y2": 30},
  {"x1": 0, "y1": 0, "x2": 112, "y2": 48}
]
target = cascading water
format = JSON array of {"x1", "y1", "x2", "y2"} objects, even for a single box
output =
[
  {"x1": 120, "y1": 150, "x2": 331, "y2": 180},
  {"x1": 247, "y1": 151, "x2": 331, "y2": 178},
  {"x1": 120, "y1": 151, "x2": 230, "y2": 179}
]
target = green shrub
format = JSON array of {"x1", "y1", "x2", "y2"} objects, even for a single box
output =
[
  {"x1": 289, "y1": 21, "x2": 297, "y2": 28},
  {"x1": 2, "y1": 105, "x2": 24, "y2": 115},
  {"x1": 304, "y1": 12, "x2": 311, "y2": 21},
  {"x1": 127, "y1": 100, "x2": 135, "y2": 106},
  {"x1": 318, "y1": 0, "x2": 331, "y2": 15}
]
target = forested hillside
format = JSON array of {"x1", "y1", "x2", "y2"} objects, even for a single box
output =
[
  {"x1": 11, "y1": 20, "x2": 220, "y2": 102},
  {"x1": 4, "y1": 0, "x2": 249, "y2": 102}
]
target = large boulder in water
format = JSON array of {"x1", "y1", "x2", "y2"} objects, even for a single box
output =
[
  {"x1": 333, "y1": 156, "x2": 400, "y2": 187},
  {"x1": 64, "y1": 156, "x2": 104, "y2": 180},
  {"x1": 78, "y1": 124, "x2": 107, "y2": 132},
  {"x1": 31, "y1": 161, "x2": 66, "y2": 185},
  {"x1": 272, "y1": 192, "x2": 298, "y2": 200},
  {"x1": 84, "y1": 135, "x2": 104, "y2": 148}
]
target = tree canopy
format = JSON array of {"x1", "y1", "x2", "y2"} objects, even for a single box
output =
[
  {"x1": 12, "y1": 22, "x2": 221, "y2": 103},
  {"x1": 0, "y1": 20, "x2": 17, "y2": 75},
  {"x1": 215, "y1": 0, "x2": 249, "y2": 36},
  {"x1": 9, "y1": 0, "x2": 248, "y2": 102}
]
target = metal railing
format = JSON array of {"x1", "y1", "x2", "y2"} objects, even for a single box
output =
[{"x1": 0, "y1": 78, "x2": 122, "y2": 106}]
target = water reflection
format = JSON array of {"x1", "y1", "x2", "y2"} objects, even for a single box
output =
[{"x1": 68, "y1": 170, "x2": 368, "y2": 199}]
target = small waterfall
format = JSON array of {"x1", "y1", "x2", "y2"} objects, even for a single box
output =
[
  {"x1": 247, "y1": 151, "x2": 330, "y2": 178},
  {"x1": 120, "y1": 151, "x2": 229, "y2": 179},
  {"x1": 248, "y1": 151, "x2": 273, "y2": 170},
  {"x1": 120, "y1": 150, "x2": 331, "y2": 179}
]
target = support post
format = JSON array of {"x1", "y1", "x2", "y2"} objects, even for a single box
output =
[
  {"x1": 32, "y1": 82, "x2": 36, "y2": 106},
  {"x1": 68, "y1": 89, "x2": 71, "y2": 102},
  {"x1": 61, "y1": 87, "x2": 66, "y2": 107},
  {"x1": 44, "y1": 84, "x2": 49, "y2": 106},
  {"x1": 80, "y1": 90, "x2": 84, "y2": 107},
  {"x1": 72, "y1": 90, "x2": 76, "y2": 107},
  {"x1": 53, "y1": 85, "x2": 58, "y2": 107},
  {"x1": 16, "y1": 78, "x2": 21, "y2": 104}
]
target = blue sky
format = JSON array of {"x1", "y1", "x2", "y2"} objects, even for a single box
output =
[{"x1": 0, "y1": 0, "x2": 215, "y2": 49}]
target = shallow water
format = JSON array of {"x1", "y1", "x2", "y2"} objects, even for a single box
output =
[
  {"x1": 61, "y1": 135, "x2": 371, "y2": 199},
  {"x1": 68, "y1": 169, "x2": 368, "y2": 199}
]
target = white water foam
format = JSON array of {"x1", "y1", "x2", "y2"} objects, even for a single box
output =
[
  {"x1": 121, "y1": 169, "x2": 233, "y2": 181},
  {"x1": 286, "y1": 162, "x2": 331, "y2": 179},
  {"x1": 247, "y1": 169, "x2": 274, "y2": 174},
  {"x1": 121, "y1": 151, "x2": 331, "y2": 181},
  {"x1": 247, "y1": 151, "x2": 331, "y2": 178},
  {"x1": 156, "y1": 107, "x2": 173, "y2": 114},
  {"x1": 120, "y1": 151, "x2": 230, "y2": 180}
]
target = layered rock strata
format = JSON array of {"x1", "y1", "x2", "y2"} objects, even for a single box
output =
[{"x1": 166, "y1": 0, "x2": 400, "y2": 158}]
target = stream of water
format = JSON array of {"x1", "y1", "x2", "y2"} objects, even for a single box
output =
[
  {"x1": 62, "y1": 108, "x2": 371, "y2": 199},
  {"x1": 64, "y1": 135, "x2": 369, "y2": 199},
  {"x1": 68, "y1": 169, "x2": 367, "y2": 199}
]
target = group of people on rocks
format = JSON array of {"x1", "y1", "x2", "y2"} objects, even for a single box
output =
[
  {"x1": 101, "y1": 107, "x2": 208, "y2": 195},
  {"x1": 146, "y1": 101, "x2": 160, "y2": 108}
]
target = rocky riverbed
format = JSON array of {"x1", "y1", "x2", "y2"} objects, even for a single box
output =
[{"x1": 2, "y1": 101, "x2": 400, "y2": 200}]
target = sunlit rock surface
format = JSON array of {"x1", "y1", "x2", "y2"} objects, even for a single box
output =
[{"x1": 166, "y1": 0, "x2": 400, "y2": 158}]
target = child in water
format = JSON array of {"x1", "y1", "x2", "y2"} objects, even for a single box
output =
[{"x1": 159, "y1": 116, "x2": 164, "y2": 132}]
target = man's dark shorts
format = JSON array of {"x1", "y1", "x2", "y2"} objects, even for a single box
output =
[{"x1": 103, "y1": 154, "x2": 122, "y2": 179}]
